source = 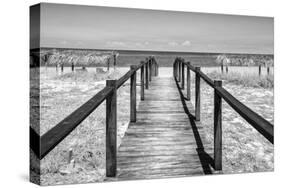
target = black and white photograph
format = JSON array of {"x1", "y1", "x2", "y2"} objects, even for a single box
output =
[{"x1": 29, "y1": 2, "x2": 273, "y2": 186}]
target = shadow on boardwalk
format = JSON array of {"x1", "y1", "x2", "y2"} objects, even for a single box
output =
[{"x1": 174, "y1": 78, "x2": 215, "y2": 174}]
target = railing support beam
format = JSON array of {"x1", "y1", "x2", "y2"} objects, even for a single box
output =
[
  {"x1": 214, "y1": 80, "x2": 222, "y2": 170},
  {"x1": 106, "y1": 80, "x2": 117, "y2": 177}
]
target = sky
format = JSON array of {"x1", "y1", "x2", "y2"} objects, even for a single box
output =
[{"x1": 38, "y1": 3, "x2": 274, "y2": 54}]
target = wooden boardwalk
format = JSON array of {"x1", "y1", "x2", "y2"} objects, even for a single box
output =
[{"x1": 116, "y1": 76, "x2": 215, "y2": 180}]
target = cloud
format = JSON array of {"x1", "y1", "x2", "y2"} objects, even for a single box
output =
[
  {"x1": 106, "y1": 41, "x2": 126, "y2": 47},
  {"x1": 168, "y1": 41, "x2": 179, "y2": 46},
  {"x1": 182, "y1": 40, "x2": 191, "y2": 46}
]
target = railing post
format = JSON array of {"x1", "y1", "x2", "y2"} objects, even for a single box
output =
[
  {"x1": 174, "y1": 61, "x2": 178, "y2": 81},
  {"x1": 145, "y1": 62, "x2": 149, "y2": 89},
  {"x1": 178, "y1": 60, "x2": 182, "y2": 82},
  {"x1": 154, "y1": 61, "x2": 157, "y2": 76},
  {"x1": 195, "y1": 67, "x2": 201, "y2": 121},
  {"x1": 214, "y1": 80, "x2": 222, "y2": 170},
  {"x1": 149, "y1": 59, "x2": 152, "y2": 81},
  {"x1": 130, "y1": 65, "x2": 137, "y2": 122},
  {"x1": 173, "y1": 62, "x2": 176, "y2": 78},
  {"x1": 141, "y1": 64, "x2": 145, "y2": 100},
  {"x1": 156, "y1": 63, "x2": 159, "y2": 76},
  {"x1": 181, "y1": 62, "x2": 185, "y2": 89},
  {"x1": 152, "y1": 60, "x2": 156, "y2": 76},
  {"x1": 186, "y1": 62, "x2": 191, "y2": 100},
  {"x1": 258, "y1": 65, "x2": 261, "y2": 76},
  {"x1": 106, "y1": 80, "x2": 117, "y2": 177}
]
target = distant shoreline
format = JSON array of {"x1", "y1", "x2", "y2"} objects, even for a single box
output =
[{"x1": 31, "y1": 47, "x2": 274, "y2": 56}]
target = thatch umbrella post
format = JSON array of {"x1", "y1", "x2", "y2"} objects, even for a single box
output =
[
  {"x1": 61, "y1": 63, "x2": 64, "y2": 73},
  {"x1": 107, "y1": 57, "x2": 110, "y2": 71},
  {"x1": 71, "y1": 62, "x2": 74, "y2": 72}
]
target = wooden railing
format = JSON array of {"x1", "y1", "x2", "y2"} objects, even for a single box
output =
[
  {"x1": 173, "y1": 57, "x2": 274, "y2": 170},
  {"x1": 30, "y1": 57, "x2": 159, "y2": 177}
]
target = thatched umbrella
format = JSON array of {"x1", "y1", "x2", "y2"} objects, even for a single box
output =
[{"x1": 216, "y1": 55, "x2": 225, "y2": 73}]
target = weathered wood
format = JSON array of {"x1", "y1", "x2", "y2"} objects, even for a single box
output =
[
  {"x1": 178, "y1": 61, "x2": 181, "y2": 82},
  {"x1": 116, "y1": 77, "x2": 214, "y2": 180},
  {"x1": 145, "y1": 62, "x2": 149, "y2": 89},
  {"x1": 117, "y1": 69, "x2": 134, "y2": 88},
  {"x1": 141, "y1": 65, "x2": 145, "y2": 100},
  {"x1": 106, "y1": 80, "x2": 117, "y2": 177},
  {"x1": 186, "y1": 62, "x2": 191, "y2": 100},
  {"x1": 130, "y1": 65, "x2": 137, "y2": 122},
  {"x1": 195, "y1": 67, "x2": 201, "y2": 121},
  {"x1": 149, "y1": 59, "x2": 152, "y2": 81},
  {"x1": 181, "y1": 62, "x2": 185, "y2": 89},
  {"x1": 214, "y1": 80, "x2": 222, "y2": 170}
]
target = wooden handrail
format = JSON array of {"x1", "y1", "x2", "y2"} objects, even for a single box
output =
[
  {"x1": 184, "y1": 62, "x2": 214, "y2": 87},
  {"x1": 40, "y1": 86, "x2": 114, "y2": 159},
  {"x1": 216, "y1": 86, "x2": 273, "y2": 143}
]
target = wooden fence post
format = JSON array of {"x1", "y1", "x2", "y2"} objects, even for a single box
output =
[
  {"x1": 145, "y1": 62, "x2": 149, "y2": 89},
  {"x1": 141, "y1": 64, "x2": 145, "y2": 100},
  {"x1": 106, "y1": 80, "x2": 117, "y2": 177},
  {"x1": 214, "y1": 80, "x2": 222, "y2": 170},
  {"x1": 259, "y1": 65, "x2": 261, "y2": 76},
  {"x1": 186, "y1": 62, "x2": 191, "y2": 100},
  {"x1": 195, "y1": 67, "x2": 201, "y2": 121},
  {"x1": 181, "y1": 62, "x2": 185, "y2": 89},
  {"x1": 130, "y1": 65, "x2": 137, "y2": 122}
]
